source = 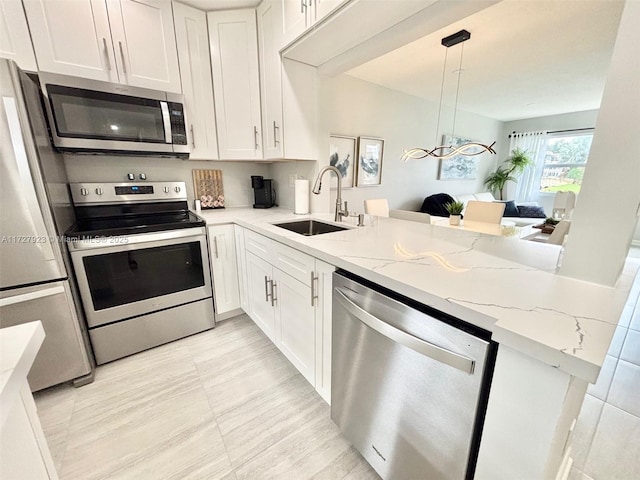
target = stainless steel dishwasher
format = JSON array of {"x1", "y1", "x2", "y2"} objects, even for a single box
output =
[{"x1": 331, "y1": 271, "x2": 497, "y2": 480}]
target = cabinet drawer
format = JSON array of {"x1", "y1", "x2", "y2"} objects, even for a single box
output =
[
  {"x1": 245, "y1": 228, "x2": 273, "y2": 257},
  {"x1": 273, "y1": 241, "x2": 315, "y2": 286}
]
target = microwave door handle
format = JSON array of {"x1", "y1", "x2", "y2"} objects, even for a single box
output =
[
  {"x1": 160, "y1": 102, "x2": 171, "y2": 143},
  {"x1": 334, "y1": 288, "x2": 476, "y2": 375}
]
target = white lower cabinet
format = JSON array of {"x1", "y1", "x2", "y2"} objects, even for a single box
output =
[
  {"x1": 208, "y1": 225, "x2": 240, "y2": 317},
  {"x1": 240, "y1": 227, "x2": 335, "y2": 399},
  {"x1": 234, "y1": 225, "x2": 249, "y2": 313}
]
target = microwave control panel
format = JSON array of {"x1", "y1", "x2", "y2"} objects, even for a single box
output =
[{"x1": 168, "y1": 102, "x2": 187, "y2": 145}]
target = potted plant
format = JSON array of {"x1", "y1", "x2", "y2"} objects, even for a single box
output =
[
  {"x1": 445, "y1": 201, "x2": 464, "y2": 226},
  {"x1": 484, "y1": 148, "x2": 532, "y2": 200}
]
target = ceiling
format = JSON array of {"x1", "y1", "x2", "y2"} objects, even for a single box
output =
[
  {"x1": 345, "y1": 0, "x2": 624, "y2": 122},
  {"x1": 178, "y1": 0, "x2": 260, "y2": 11}
]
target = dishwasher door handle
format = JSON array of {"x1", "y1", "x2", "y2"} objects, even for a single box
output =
[{"x1": 335, "y1": 288, "x2": 476, "y2": 375}]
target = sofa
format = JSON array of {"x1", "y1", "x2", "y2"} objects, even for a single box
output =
[{"x1": 421, "y1": 192, "x2": 547, "y2": 227}]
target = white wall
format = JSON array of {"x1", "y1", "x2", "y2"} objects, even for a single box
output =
[
  {"x1": 272, "y1": 73, "x2": 503, "y2": 213},
  {"x1": 63, "y1": 155, "x2": 271, "y2": 208},
  {"x1": 560, "y1": 0, "x2": 640, "y2": 286}
]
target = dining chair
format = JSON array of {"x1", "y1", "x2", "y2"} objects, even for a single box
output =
[
  {"x1": 546, "y1": 220, "x2": 571, "y2": 245},
  {"x1": 389, "y1": 209, "x2": 431, "y2": 223},
  {"x1": 552, "y1": 191, "x2": 576, "y2": 219},
  {"x1": 364, "y1": 198, "x2": 389, "y2": 217},
  {"x1": 463, "y1": 201, "x2": 505, "y2": 224}
]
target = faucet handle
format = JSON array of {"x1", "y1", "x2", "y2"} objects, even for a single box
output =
[{"x1": 343, "y1": 201, "x2": 349, "y2": 217}]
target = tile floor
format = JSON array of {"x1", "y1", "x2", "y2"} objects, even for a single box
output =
[
  {"x1": 34, "y1": 315, "x2": 380, "y2": 480},
  {"x1": 569, "y1": 250, "x2": 640, "y2": 480}
]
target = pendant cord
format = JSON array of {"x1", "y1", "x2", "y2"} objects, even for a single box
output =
[
  {"x1": 451, "y1": 42, "x2": 464, "y2": 142},
  {"x1": 434, "y1": 47, "x2": 448, "y2": 146}
]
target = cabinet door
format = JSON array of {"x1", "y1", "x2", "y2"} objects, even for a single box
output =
[
  {"x1": 274, "y1": 268, "x2": 315, "y2": 385},
  {"x1": 23, "y1": 0, "x2": 117, "y2": 82},
  {"x1": 257, "y1": 0, "x2": 283, "y2": 159},
  {"x1": 209, "y1": 225, "x2": 240, "y2": 316},
  {"x1": 0, "y1": 0, "x2": 37, "y2": 71},
  {"x1": 246, "y1": 251, "x2": 275, "y2": 341},
  {"x1": 282, "y1": 0, "x2": 309, "y2": 47},
  {"x1": 208, "y1": 9, "x2": 263, "y2": 160},
  {"x1": 234, "y1": 225, "x2": 249, "y2": 313},
  {"x1": 106, "y1": 0, "x2": 181, "y2": 93},
  {"x1": 314, "y1": 260, "x2": 334, "y2": 403},
  {"x1": 173, "y1": 2, "x2": 218, "y2": 159},
  {"x1": 282, "y1": 58, "x2": 317, "y2": 160}
]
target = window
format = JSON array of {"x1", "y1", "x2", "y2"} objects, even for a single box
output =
[{"x1": 537, "y1": 131, "x2": 593, "y2": 194}]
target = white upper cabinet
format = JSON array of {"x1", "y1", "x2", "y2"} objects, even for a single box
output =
[
  {"x1": 208, "y1": 9, "x2": 263, "y2": 160},
  {"x1": 106, "y1": 0, "x2": 181, "y2": 92},
  {"x1": 24, "y1": 0, "x2": 116, "y2": 82},
  {"x1": 313, "y1": 0, "x2": 343, "y2": 22},
  {"x1": 282, "y1": 0, "x2": 309, "y2": 47},
  {"x1": 0, "y1": 0, "x2": 38, "y2": 71},
  {"x1": 257, "y1": 0, "x2": 283, "y2": 159},
  {"x1": 24, "y1": 0, "x2": 181, "y2": 92},
  {"x1": 173, "y1": 1, "x2": 218, "y2": 160}
]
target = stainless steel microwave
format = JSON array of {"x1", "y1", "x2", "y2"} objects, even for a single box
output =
[{"x1": 39, "y1": 72, "x2": 189, "y2": 158}]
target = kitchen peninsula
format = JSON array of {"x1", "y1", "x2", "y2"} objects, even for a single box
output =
[{"x1": 198, "y1": 206, "x2": 638, "y2": 480}]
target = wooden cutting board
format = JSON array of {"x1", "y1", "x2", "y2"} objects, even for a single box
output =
[{"x1": 192, "y1": 169, "x2": 225, "y2": 209}]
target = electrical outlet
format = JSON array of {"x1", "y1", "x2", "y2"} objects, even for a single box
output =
[{"x1": 289, "y1": 174, "x2": 297, "y2": 187}]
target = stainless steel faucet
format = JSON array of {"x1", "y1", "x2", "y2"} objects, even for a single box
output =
[{"x1": 312, "y1": 166, "x2": 349, "y2": 222}]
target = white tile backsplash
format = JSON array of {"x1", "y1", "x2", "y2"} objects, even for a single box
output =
[{"x1": 583, "y1": 404, "x2": 640, "y2": 480}]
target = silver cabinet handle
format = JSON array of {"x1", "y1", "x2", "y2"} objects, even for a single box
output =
[
  {"x1": 253, "y1": 125, "x2": 259, "y2": 150},
  {"x1": 270, "y1": 281, "x2": 277, "y2": 307},
  {"x1": 310, "y1": 271, "x2": 318, "y2": 307},
  {"x1": 119, "y1": 41, "x2": 127, "y2": 74},
  {"x1": 334, "y1": 288, "x2": 476, "y2": 375},
  {"x1": 273, "y1": 120, "x2": 280, "y2": 145},
  {"x1": 190, "y1": 124, "x2": 195, "y2": 148},
  {"x1": 300, "y1": 0, "x2": 305, "y2": 13},
  {"x1": 264, "y1": 275, "x2": 271, "y2": 303},
  {"x1": 213, "y1": 236, "x2": 219, "y2": 258},
  {"x1": 102, "y1": 38, "x2": 111, "y2": 71}
]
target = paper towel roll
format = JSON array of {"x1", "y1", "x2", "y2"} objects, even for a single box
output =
[{"x1": 294, "y1": 179, "x2": 310, "y2": 214}]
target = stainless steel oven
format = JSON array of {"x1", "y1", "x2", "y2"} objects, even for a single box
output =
[
  {"x1": 66, "y1": 182, "x2": 214, "y2": 364},
  {"x1": 69, "y1": 228, "x2": 211, "y2": 328}
]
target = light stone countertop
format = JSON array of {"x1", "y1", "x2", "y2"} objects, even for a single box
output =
[
  {"x1": 196, "y1": 207, "x2": 639, "y2": 383},
  {"x1": 0, "y1": 321, "x2": 45, "y2": 427}
]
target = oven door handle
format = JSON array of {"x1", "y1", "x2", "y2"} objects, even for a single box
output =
[{"x1": 68, "y1": 228, "x2": 206, "y2": 252}]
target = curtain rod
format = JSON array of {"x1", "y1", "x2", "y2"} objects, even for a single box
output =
[{"x1": 508, "y1": 127, "x2": 594, "y2": 138}]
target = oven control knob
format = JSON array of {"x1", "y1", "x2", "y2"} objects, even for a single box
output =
[
  {"x1": 127, "y1": 173, "x2": 135, "y2": 181},
  {"x1": 174, "y1": 186, "x2": 181, "y2": 193},
  {"x1": 163, "y1": 186, "x2": 170, "y2": 193},
  {"x1": 80, "y1": 188, "x2": 89, "y2": 196},
  {"x1": 95, "y1": 187, "x2": 103, "y2": 195}
]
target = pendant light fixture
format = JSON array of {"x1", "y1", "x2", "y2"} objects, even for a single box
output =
[{"x1": 402, "y1": 29, "x2": 496, "y2": 161}]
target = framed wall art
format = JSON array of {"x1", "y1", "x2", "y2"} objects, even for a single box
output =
[
  {"x1": 356, "y1": 137, "x2": 384, "y2": 187},
  {"x1": 329, "y1": 135, "x2": 356, "y2": 188},
  {"x1": 438, "y1": 134, "x2": 480, "y2": 180}
]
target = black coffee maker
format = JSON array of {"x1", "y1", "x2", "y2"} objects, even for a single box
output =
[{"x1": 251, "y1": 176, "x2": 276, "y2": 209}]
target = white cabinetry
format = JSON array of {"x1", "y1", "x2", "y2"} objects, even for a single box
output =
[
  {"x1": 173, "y1": 2, "x2": 218, "y2": 159},
  {"x1": 208, "y1": 9, "x2": 262, "y2": 160},
  {"x1": 257, "y1": 0, "x2": 283, "y2": 159},
  {"x1": 234, "y1": 225, "x2": 249, "y2": 313},
  {"x1": 24, "y1": 0, "x2": 181, "y2": 93},
  {"x1": 242, "y1": 228, "x2": 335, "y2": 396},
  {"x1": 0, "y1": 0, "x2": 38, "y2": 71},
  {"x1": 208, "y1": 225, "x2": 241, "y2": 317},
  {"x1": 282, "y1": 0, "x2": 345, "y2": 47}
]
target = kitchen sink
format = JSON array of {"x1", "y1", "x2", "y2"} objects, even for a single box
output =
[{"x1": 274, "y1": 219, "x2": 350, "y2": 236}]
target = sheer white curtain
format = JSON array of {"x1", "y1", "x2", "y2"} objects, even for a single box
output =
[{"x1": 509, "y1": 131, "x2": 547, "y2": 203}]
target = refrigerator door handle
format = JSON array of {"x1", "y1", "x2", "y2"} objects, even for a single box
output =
[
  {"x1": 0, "y1": 285, "x2": 65, "y2": 307},
  {"x1": 335, "y1": 288, "x2": 476, "y2": 375}
]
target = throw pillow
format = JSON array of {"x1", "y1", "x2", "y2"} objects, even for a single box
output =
[
  {"x1": 494, "y1": 200, "x2": 519, "y2": 217},
  {"x1": 517, "y1": 204, "x2": 546, "y2": 218}
]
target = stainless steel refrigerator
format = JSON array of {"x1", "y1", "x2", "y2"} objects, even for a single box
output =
[{"x1": 0, "y1": 59, "x2": 93, "y2": 391}]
